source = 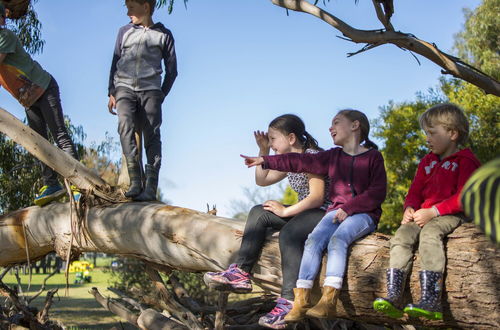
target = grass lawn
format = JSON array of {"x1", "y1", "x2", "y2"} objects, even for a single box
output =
[{"x1": 2, "y1": 268, "x2": 135, "y2": 329}]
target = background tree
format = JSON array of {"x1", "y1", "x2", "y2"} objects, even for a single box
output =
[{"x1": 373, "y1": 0, "x2": 499, "y2": 234}]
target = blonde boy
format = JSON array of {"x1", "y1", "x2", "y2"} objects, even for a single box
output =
[{"x1": 374, "y1": 103, "x2": 480, "y2": 320}]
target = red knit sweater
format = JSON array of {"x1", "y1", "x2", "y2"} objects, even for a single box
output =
[{"x1": 404, "y1": 148, "x2": 481, "y2": 215}]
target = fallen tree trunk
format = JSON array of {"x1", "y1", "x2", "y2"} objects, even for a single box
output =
[{"x1": 0, "y1": 202, "x2": 498, "y2": 328}]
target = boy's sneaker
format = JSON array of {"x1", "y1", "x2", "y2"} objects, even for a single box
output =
[
  {"x1": 259, "y1": 298, "x2": 293, "y2": 329},
  {"x1": 70, "y1": 185, "x2": 81, "y2": 203},
  {"x1": 34, "y1": 184, "x2": 65, "y2": 207},
  {"x1": 203, "y1": 264, "x2": 252, "y2": 293}
]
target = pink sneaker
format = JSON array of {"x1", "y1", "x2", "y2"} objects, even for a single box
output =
[
  {"x1": 203, "y1": 264, "x2": 252, "y2": 293},
  {"x1": 259, "y1": 298, "x2": 293, "y2": 329}
]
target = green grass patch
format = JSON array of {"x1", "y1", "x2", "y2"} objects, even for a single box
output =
[{"x1": 2, "y1": 269, "x2": 135, "y2": 329}]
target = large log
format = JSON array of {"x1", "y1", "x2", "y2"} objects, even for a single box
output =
[{"x1": 0, "y1": 202, "x2": 498, "y2": 329}]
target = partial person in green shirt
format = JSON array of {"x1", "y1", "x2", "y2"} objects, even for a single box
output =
[
  {"x1": 0, "y1": 2, "x2": 79, "y2": 206},
  {"x1": 461, "y1": 157, "x2": 500, "y2": 245}
]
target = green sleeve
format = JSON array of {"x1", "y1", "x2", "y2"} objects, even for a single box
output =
[{"x1": 0, "y1": 29, "x2": 17, "y2": 54}]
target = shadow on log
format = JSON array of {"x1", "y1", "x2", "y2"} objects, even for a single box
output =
[{"x1": 0, "y1": 202, "x2": 498, "y2": 328}]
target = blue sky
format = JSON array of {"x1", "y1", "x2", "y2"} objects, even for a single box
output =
[{"x1": 0, "y1": 0, "x2": 480, "y2": 216}]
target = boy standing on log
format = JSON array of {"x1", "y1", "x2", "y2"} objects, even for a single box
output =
[
  {"x1": 373, "y1": 103, "x2": 480, "y2": 320},
  {"x1": 107, "y1": 0, "x2": 177, "y2": 201},
  {"x1": 0, "y1": 2, "x2": 80, "y2": 207}
]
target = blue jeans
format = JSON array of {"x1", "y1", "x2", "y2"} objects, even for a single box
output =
[{"x1": 297, "y1": 210, "x2": 376, "y2": 288}]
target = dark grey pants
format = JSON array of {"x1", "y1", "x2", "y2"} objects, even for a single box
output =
[
  {"x1": 235, "y1": 205, "x2": 325, "y2": 300},
  {"x1": 26, "y1": 77, "x2": 78, "y2": 186},
  {"x1": 115, "y1": 87, "x2": 164, "y2": 169}
]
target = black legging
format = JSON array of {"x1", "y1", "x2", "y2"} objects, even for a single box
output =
[{"x1": 235, "y1": 205, "x2": 324, "y2": 300}]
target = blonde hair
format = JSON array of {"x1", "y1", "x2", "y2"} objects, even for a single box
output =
[
  {"x1": 126, "y1": 0, "x2": 156, "y2": 15},
  {"x1": 419, "y1": 103, "x2": 470, "y2": 146}
]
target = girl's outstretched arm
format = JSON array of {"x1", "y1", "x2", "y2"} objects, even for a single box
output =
[{"x1": 241, "y1": 155, "x2": 264, "y2": 167}]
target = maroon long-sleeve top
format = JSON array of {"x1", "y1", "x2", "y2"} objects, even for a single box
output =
[{"x1": 262, "y1": 148, "x2": 387, "y2": 223}]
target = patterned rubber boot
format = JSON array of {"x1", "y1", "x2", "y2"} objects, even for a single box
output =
[
  {"x1": 203, "y1": 264, "x2": 252, "y2": 293},
  {"x1": 124, "y1": 159, "x2": 142, "y2": 198},
  {"x1": 258, "y1": 297, "x2": 293, "y2": 329},
  {"x1": 404, "y1": 270, "x2": 443, "y2": 320},
  {"x1": 135, "y1": 164, "x2": 159, "y2": 201},
  {"x1": 373, "y1": 268, "x2": 406, "y2": 318}
]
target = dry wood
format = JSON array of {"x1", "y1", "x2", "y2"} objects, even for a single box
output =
[
  {"x1": 270, "y1": 0, "x2": 500, "y2": 96},
  {"x1": 0, "y1": 201, "x2": 498, "y2": 328},
  {"x1": 145, "y1": 265, "x2": 204, "y2": 329},
  {"x1": 214, "y1": 292, "x2": 228, "y2": 330},
  {"x1": 89, "y1": 287, "x2": 139, "y2": 326}
]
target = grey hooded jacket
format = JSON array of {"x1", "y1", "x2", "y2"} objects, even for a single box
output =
[{"x1": 108, "y1": 22, "x2": 177, "y2": 97}]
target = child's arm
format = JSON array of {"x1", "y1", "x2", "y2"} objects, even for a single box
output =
[
  {"x1": 260, "y1": 150, "x2": 331, "y2": 176},
  {"x1": 107, "y1": 27, "x2": 126, "y2": 114},
  {"x1": 263, "y1": 173, "x2": 325, "y2": 217},
  {"x1": 403, "y1": 159, "x2": 428, "y2": 211},
  {"x1": 340, "y1": 151, "x2": 387, "y2": 216},
  {"x1": 0, "y1": 53, "x2": 6, "y2": 64},
  {"x1": 432, "y1": 158, "x2": 481, "y2": 216},
  {"x1": 254, "y1": 131, "x2": 287, "y2": 186},
  {"x1": 161, "y1": 30, "x2": 177, "y2": 98}
]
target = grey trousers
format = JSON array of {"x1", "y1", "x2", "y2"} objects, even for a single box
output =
[
  {"x1": 389, "y1": 215, "x2": 463, "y2": 273},
  {"x1": 115, "y1": 87, "x2": 164, "y2": 169},
  {"x1": 26, "y1": 77, "x2": 78, "y2": 186}
]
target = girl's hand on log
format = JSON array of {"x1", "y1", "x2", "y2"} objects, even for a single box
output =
[
  {"x1": 263, "y1": 200, "x2": 287, "y2": 217},
  {"x1": 402, "y1": 207, "x2": 415, "y2": 224},
  {"x1": 241, "y1": 155, "x2": 264, "y2": 167},
  {"x1": 413, "y1": 207, "x2": 437, "y2": 227}
]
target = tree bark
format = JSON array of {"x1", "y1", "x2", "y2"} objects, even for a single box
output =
[{"x1": 0, "y1": 203, "x2": 498, "y2": 329}]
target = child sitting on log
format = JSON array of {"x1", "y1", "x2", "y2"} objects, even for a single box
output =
[
  {"x1": 0, "y1": 2, "x2": 79, "y2": 206},
  {"x1": 373, "y1": 103, "x2": 480, "y2": 320},
  {"x1": 204, "y1": 114, "x2": 330, "y2": 329},
  {"x1": 242, "y1": 109, "x2": 387, "y2": 322}
]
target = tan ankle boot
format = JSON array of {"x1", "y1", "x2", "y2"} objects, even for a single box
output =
[
  {"x1": 305, "y1": 286, "x2": 339, "y2": 319},
  {"x1": 284, "y1": 288, "x2": 312, "y2": 322}
]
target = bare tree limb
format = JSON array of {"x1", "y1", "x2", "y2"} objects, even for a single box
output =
[
  {"x1": 36, "y1": 288, "x2": 58, "y2": 324},
  {"x1": 89, "y1": 287, "x2": 139, "y2": 326},
  {"x1": 371, "y1": 0, "x2": 393, "y2": 31},
  {"x1": 270, "y1": 0, "x2": 500, "y2": 96},
  {"x1": 144, "y1": 265, "x2": 204, "y2": 330}
]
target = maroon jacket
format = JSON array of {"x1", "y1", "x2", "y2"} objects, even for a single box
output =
[
  {"x1": 263, "y1": 148, "x2": 387, "y2": 223},
  {"x1": 404, "y1": 148, "x2": 480, "y2": 215}
]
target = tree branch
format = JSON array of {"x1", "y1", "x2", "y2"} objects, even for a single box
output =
[
  {"x1": 144, "y1": 265, "x2": 204, "y2": 329},
  {"x1": 270, "y1": 0, "x2": 500, "y2": 96}
]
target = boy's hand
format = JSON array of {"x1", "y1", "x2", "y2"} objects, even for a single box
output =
[
  {"x1": 254, "y1": 130, "x2": 269, "y2": 153},
  {"x1": 108, "y1": 96, "x2": 117, "y2": 115},
  {"x1": 263, "y1": 200, "x2": 286, "y2": 217},
  {"x1": 240, "y1": 155, "x2": 264, "y2": 167},
  {"x1": 334, "y1": 208, "x2": 348, "y2": 223},
  {"x1": 402, "y1": 207, "x2": 415, "y2": 224},
  {"x1": 413, "y1": 207, "x2": 438, "y2": 227}
]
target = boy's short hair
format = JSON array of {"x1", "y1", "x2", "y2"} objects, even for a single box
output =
[
  {"x1": 419, "y1": 103, "x2": 470, "y2": 146},
  {"x1": 126, "y1": 0, "x2": 156, "y2": 15}
]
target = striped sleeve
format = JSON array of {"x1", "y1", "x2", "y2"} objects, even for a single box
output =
[{"x1": 461, "y1": 157, "x2": 500, "y2": 245}]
